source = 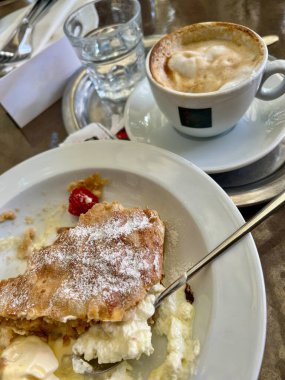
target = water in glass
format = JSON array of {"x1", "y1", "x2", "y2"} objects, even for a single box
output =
[{"x1": 81, "y1": 24, "x2": 145, "y2": 101}]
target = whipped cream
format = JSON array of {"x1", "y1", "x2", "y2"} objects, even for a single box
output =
[
  {"x1": 0, "y1": 336, "x2": 59, "y2": 380},
  {"x1": 73, "y1": 284, "x2": 199, "y2": 380},
  {"x1": 148, "y1": 285, "x2": 200, "y2": 379},
  {"x1": 0, "y1": 286, "x2": 199, "y2": 380},
  {"x1": 72, "y1": 291, "x2": 156, "y2": 368}
]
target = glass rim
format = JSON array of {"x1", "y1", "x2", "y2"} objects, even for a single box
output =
[{"x1": 63, "y1": 0, "x2": 141, "y2": 42}]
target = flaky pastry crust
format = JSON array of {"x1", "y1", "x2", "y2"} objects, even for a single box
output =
[{"x1": 0, "y1": 202, "x2": 165, "y2": 338}]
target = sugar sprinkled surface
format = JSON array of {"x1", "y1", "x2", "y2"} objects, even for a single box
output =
[{"x1": 0, "y1": 202, "x2": 165, "y2": 322}]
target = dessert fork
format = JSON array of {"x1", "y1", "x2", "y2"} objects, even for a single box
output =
[
  {"x1": 74, "y1": 189, "x2": 285, "y2": 375},
  {"x1": 0, "y1": 0, "x2": 56, "y2": 64}
]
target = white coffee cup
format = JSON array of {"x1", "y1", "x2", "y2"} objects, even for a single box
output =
[{"x1": 146, "y1": 22, "x2": 285, "y2": 138}]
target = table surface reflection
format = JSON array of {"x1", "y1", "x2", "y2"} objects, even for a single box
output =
[{"x1": 0, "y1": 1, "x2": 285, "y2": 379}]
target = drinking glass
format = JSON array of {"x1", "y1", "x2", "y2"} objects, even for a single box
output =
[{"x1": 64, "y1": 0, "x2": 145, "y2": 102}]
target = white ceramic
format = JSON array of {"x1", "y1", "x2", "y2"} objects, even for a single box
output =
[
  {"x1": 0, "y1": 141, "x2": 266, "y2": 380},
  {"x1": 146, "y1": 22, "x2": 285, "y2": 138},
  {"x1": 124, "y1": 77, "x2": 285, "y2": 173}
]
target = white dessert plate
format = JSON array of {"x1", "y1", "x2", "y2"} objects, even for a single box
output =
[
  {"x1": 0, "y1": 141, "x2": 266, "y2": 380},
  {"x1": 124, "y1": 76, "x2": 285, "y2": 173}
]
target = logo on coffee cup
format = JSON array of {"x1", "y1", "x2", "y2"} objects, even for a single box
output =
[{"x1": 178, "y1": 107, "x2": 212, "y2": 129}]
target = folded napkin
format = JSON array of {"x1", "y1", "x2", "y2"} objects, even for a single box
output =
[
  {"x1": 0, "y1": 0, "x2": 94, "y2": 127},
  {"x1": 61, "y1": 120, "x2": 128, "y2": 146},
  {"x1": 0, "y1": 0, "x2": 89, "y2": 57}
]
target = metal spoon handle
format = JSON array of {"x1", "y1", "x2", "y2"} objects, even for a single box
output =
[
  {"x1": 155, "y1": 190, "x2": 285, "y2": 307},
  {"x1": 24, "y1": 0, "x2": 56, "y2": 26}
]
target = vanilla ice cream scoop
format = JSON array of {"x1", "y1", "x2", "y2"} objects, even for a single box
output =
[{"x1": 0, "y1": 336, "x2": 59, "y2": 380}]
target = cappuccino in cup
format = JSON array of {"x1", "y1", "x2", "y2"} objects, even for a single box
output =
[
  {"x1": 151, "y1": 38, "x2": 262, "y2": 93},
  {"x1": 146, "y1": 22, "x2": 285, "y2": 138}
]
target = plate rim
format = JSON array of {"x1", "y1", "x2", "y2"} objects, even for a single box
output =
[{"x1": 0, "y1": 141, "x2": 267, "y2": 379}]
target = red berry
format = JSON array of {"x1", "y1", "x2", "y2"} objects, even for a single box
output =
[
  {"x1": 68, "y1": 187, "x2": 99, "y2": 216},
  {"x1": 116, "y1": 128, "x2": 129, "y2": 140}
]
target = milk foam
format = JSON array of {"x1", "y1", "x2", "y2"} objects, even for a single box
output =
[{"x1": 166, "y1": 39, "x2": 258, "y2": 93}]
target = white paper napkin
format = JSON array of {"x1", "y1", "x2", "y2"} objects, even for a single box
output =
[
  {"x1": 0, "y1": 36, "x2": 82, "y2": 126},
  {"x1": 0, "y1": 0, "x2": 94, "y2": 127},
  {"x1": 0, "y1": 0, "x2": 89, "y2": 57},
  {"x1": 61, "y1": 120, "x2": 126, "y2": 146}
]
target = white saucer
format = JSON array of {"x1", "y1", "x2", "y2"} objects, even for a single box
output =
[{"x1": 124, "y1": 77, "x2": 285, "y2": 173}]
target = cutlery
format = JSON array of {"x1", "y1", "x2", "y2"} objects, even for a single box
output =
[
  {"x1": 262, "y1": 34, "x2": 279, "y2": 46},
  {"x1": 74, "y1": 189, "x2": 285, "y2": 375},
  {"x1": 0, "y1": 0, "x2": 56, "y2": 64}
]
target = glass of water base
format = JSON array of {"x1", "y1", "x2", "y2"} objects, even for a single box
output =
[{"x1": 64, "y1": 0, "x2": 145, "y2": 102}]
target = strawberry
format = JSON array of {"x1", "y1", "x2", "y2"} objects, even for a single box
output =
[{"x1": 68, "y1": 187, "x2": 99, "y2": 216}]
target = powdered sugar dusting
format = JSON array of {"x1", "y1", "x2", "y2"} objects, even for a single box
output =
[
  {"x1": 0, "y1": 203, "x2": 165, "y2": 322},
  {"x1": 69, "y1": 213, "x2": 152, "y2": 242}
]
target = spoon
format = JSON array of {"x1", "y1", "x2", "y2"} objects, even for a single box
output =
[
  {"x1": 262, "y1": 34, "x2": 279, "y2": 46},
  {"x1": 74, "y1": 189, "x2": 285, "y2": 376}
]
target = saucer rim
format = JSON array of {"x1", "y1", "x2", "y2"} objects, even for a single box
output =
[{"x1": 124, "y1": 77, "x2": 285, "y2": 174}]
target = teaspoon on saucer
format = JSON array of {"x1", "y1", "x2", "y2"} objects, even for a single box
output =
[
  {"x1": 73, "y1": 189, "x2": 285, "y2": 376},
  {"x1": 262, "y1": 34, "x2": 279, "y2": 46}
]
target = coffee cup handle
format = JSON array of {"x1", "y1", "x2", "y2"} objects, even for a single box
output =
[{"x1": 256, "y1": 60, "x2": 285, "y2": 101}]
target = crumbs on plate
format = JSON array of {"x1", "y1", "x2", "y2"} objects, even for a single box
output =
[
  {"x1": 67, "y1": 172, "x2": 108, "y2": 198},
  {"x1": 16, "y1": 228, "x2": 36, "y2": 260},
  {"x1": 0, "y1": 211, "x2": 16, "y2": 223}
]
